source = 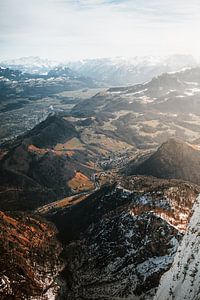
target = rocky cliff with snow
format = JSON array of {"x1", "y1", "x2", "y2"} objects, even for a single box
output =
[
  {"x1": 47, "y1": 176, "x2": 200, "y2": 299},
  {"x1": 154, "y1": 194, "x2": 200, "y2": 300}
]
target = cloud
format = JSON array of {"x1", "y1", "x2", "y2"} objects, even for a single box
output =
[{"x1": 1, "y1": 0, "x2": 200, "y2": 60}]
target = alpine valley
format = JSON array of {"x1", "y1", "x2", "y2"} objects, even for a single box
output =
[{"x1": 1, "y1": 56, "x2": 200, "y2": 299}]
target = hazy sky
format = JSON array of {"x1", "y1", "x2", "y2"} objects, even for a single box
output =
[{"x1": 1, "y1": 0, "x2": 200, "y2": 60}]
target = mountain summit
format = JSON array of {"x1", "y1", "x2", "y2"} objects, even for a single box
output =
[{"x1": 128, "y1": 138, "x2": 200, "y2": 185}]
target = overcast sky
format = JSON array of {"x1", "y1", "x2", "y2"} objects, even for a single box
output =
[{"x1": 1, "y1": 0, "x2": 200, "y2": 61}]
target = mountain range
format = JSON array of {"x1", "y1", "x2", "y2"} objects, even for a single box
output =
[
  {"x1": 1, "y1": 54, "x2": 197, "y2": 86},
  {"x1": 2, "y1": 66, "x2": 200, "y2": 210},
  {"x1": 1, "y1": 56, "x2": 58, "y2": 74},
  {"x1": 0, "y1": 65, "x2": 100, "y2": 104},
  {"x1": 1, "y1": 62, "x2": 200, "y2": 299}
]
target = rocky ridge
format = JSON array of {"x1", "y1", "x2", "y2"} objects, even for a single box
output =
[
  {"x1": 0, "y1": 211, "x2": 64, "y2": 299},
  {"x1": 46, "y1": 176, "x2": 200, "y2": 299},
  {"x1": 154, "y1": 194, "x2": 200, "y2": 300}
]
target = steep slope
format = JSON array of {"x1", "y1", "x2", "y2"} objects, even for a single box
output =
[
  {"x1": 0, "y1": 115, "x2": 95, "y2": 211},
  {"x1": 3, "y1": 66, "x2": 200, "y2": 152},
  {"x1": 154, "y1": 195, "x2": 200, "y2": 300},
  {"x1": 70, "y1": 67, "x2": 200, "y2": 150},
  {"x1": 127, "y1": 138, "x2": 200, "y2": 185},
  {"x1": 46, "y1": 176, "x2": 200, "y2": 299},
  {"x1": 72, "y1": 67, "x2": 200, "y2": 117},
  {"x1": 64, "y1": 211, "x2": 179, "y2": 300},
  {"x1": 0, "y1": 211, "x2": 64, "y2": 299},
  {"x1": 11, "y1": 114, "x2": 79, "y2": 149}
]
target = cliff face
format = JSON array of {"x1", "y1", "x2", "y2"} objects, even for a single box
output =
[
  {"x1": 64, "y1": 210, "x2": 180, "y2": 299},
  {"x1": 154, "y1": 195, "x2": 200, "y2": 300},
  {"x1": 0, "y1": 211, "x2": 64, "y2": 300},
  {"x1": 47, "y1": 176, "x2": 200, "y2": 299}
]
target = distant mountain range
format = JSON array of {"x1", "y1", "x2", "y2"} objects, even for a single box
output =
[
  {"x1": 66, "y1": 54, "x2": 197, "y2": 86},
  {"x1": 1, "y1": 56, "x2": 58, "y2": 74},
  {"x1": 0, "y1": 65, "x2": 100, "y2": 103},
  {"x1": 1, "y1": 54, "x2": 198, "y2": 86}
]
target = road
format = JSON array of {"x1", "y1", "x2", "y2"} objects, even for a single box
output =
[
  {"x1": 36, "y1": 189, "x2": 96, "y2": 214},
  {"x1": 36, "y1": 171, "x2": 116, "y2": 214}
]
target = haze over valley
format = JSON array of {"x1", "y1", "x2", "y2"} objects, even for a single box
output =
[{"x1": 2, "y1": 0, "x2": 200, "y2": 299}]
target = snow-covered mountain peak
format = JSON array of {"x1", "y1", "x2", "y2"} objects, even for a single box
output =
[
  {"x1": 0, "y1": 56, "x2": 59, "y2": 74},
  {"x1": 1, "y1": 54, "x2": 198, "y2": 84},
  {"x1": 2, "y1": 56, "x2": 58, "y2": 66},
  {"x1": 66, "y1": 54, "x2": 198, "y2": 86}
]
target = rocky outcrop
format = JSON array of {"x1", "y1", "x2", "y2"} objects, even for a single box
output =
[
  {"x1": 154, "y1": 195, "x2": 200, "y2": 300},
  {"x1": 47, "y1": 176, "x2": 200, "y2": 299},
  {"x1": 64, "y1": 210, "x2": 180, "y2": 299},
  {"x1": 0, "y1": 211, "x2": 64, "y2": 299}
]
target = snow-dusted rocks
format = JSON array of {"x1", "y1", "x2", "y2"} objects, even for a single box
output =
[
  {"x1": 154, "y1": 195, "x2": 200, "y2": 300},
  {"x1": 64, "y1": 211, "x2": 180, "y2": 299},
  {"x1": 48, "y1": 176, "x2": 200, "y2": 299}
]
